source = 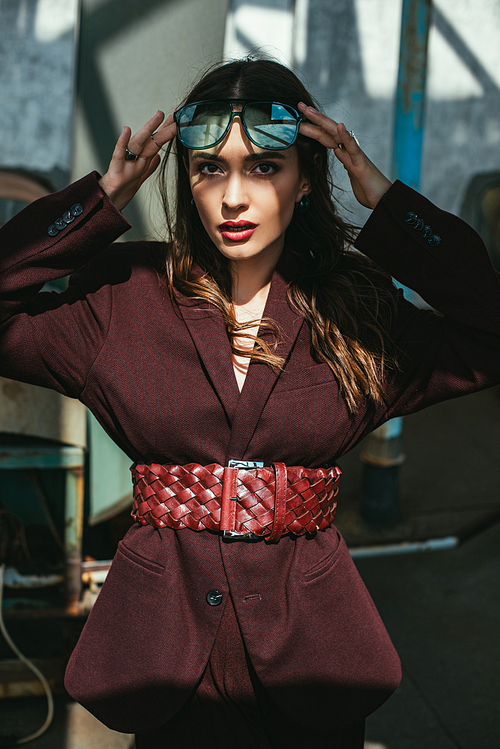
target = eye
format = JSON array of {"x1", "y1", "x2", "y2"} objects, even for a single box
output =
[
  {"x1": 253, "y1": 162, "x2": 279, "y2": 175},
  {"x1": 198, "y1": 162, "x2": 222, "y2": 174}
]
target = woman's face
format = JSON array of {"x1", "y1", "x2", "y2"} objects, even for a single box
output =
[{"x1": 187, "y1": 118, "x2": 310, "y2": 271}]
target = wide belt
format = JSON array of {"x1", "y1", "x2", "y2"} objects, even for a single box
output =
[{"x1": 130, "y1": 461, "x2": 341, "y2": 543}]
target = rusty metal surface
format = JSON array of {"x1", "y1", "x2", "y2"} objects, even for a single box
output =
[
  {"x1": 64, "y1": 467, "x2": 85, "y2": 616},
  {"x1": 392, "y1": 0, "x2": 432, "y2": 188},
  {"x1": 0, "y1": 444, "x2": 85, "y2": 470}
]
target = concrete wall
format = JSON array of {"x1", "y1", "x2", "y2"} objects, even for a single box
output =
[
  {"x1": 73, "y1": 0, "x2": 230, "y2": 240},
  {"x1": 0, "y1": 0, "x2": 80, "y2": 190}
]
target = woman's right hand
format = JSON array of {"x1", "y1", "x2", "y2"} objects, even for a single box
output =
[{"x1": 98, "y1": 111, "x2": 176, "y2": 211}]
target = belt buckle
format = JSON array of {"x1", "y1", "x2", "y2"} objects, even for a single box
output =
[
  {"x1": 222, "y1": 530, "x2": 261, "y2": 541},
  {"x1": 223, "y1": 460, "x2": 264, "y2": 541},
  {"x1": 227, "y1": 460, "x2": 264, "y2": 469}
]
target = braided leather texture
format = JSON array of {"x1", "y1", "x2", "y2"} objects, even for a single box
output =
[{"x1": 131, "y1": 462, "x2": 341, "y2": 539}]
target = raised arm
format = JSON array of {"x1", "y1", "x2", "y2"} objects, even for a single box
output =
[
  {"x1": 355, "y1": 180, "x2": 500, "y2": 420},
  {"x1": 297, "y1": 103, "x2": 500, "y2": 429},
  {"x1": 0, "y1": 113, "x2": 175, "y2": 396}
]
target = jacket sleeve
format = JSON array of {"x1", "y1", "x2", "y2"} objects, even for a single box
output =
[
  {"x1": 0, "y1": 172, "x2": 131, "y2": 397},
  {"x1": 354, "y1": 180, "x2": 500, "y2": 421}
]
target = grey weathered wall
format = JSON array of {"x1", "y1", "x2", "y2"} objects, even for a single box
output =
[
  {"x1": 73, "y1": 0, "x2": 230, "y2": 239},
  {"x1": 0, "y1": 0, "x2": 79, "y2": 190}
]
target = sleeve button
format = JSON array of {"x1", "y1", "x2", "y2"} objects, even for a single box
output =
[
  {"x1": 420, "y1": 224, "x2": 432, "y2": 238},
  {"x1": 55, "y1": 218, "x2": 67, "y2": 231},
  {"x1": 428, "y1": 234, "x2": 441, "y2": 246},
  {"x1": 404, "y1": 212, "x2": 417, "y2": 225},
  {"x1": 47, "y1": 224, "x2": 59, "y2": 237},
  {"x1": 413, "y1": 217, "x2": 425, "y2": 231},
  {"x1": 63, "y1": 210, "x2": 75, "y2": 224},
  {"x1": 206, "y1": 590, "x2": 223, "y2": 606},
  {"x1": 70, "y1": 203, "x2": 84, "y2": 217}
]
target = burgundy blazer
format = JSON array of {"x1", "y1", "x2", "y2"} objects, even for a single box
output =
[{"x1": 1, "y1": 173, "x2": 500, "y2": 734}]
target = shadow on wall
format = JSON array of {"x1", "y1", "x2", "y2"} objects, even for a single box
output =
[{"x1": 76, "y1": 0, "x2": 179, "y2": 239}]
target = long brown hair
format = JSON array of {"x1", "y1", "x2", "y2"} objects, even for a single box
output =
[{"x1": 158, "y1": 59, "x2": 399, "y2": 414}]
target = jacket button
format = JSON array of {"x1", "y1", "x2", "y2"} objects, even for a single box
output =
[
  {"x1": 428, "y1": 234, "x2": 441, "y2": 246},
  {"x1": 420, "y1": 224, "x2": 432, "y2": 238},
  {"x1": 70, "y1": 203, "x2": 83, "y2": 217},
  {"x1": 206, "y1": 590, "x2": 223, "y2": 606},
  {"x1": 413, "y1": 217, "x2": 425, "y2": 231},
  {"x1": 47, "y1": 224, "x2": 59, "y2": 237},
  {"x1": 55, "y1": 218, "x2": 67, "y2": 231},
  {"x1": 404, "y1": 212, "x2": 417, "y2": 225},
  {"x1": 63, "y1": 210, "x2": 75, "y2": 224}
]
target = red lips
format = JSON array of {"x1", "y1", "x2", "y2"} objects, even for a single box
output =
[{"x1": 219, "y1": 220, "x2": 258, "y2": 242}]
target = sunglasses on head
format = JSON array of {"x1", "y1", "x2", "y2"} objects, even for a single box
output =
[{"x1": 174, "y1": 100, "x2": 303, "y2": 151}]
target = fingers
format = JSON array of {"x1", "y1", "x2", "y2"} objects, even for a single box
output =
[
  {"x1": 298, "y1": 102, "x2": 342, "y2": 150},
  {"x1": 129, "y1": 111, "x2": 164, "y2": 157},
  {"x1": 125, "y1": 111, "x2": 176, "y2": 163},
  {"x1": 297, "y1": 103, "x2": 361, "y2": 157},
  {"x1": 101, "y1": 111, "x2": 176, "y2": 210},
  {"x1": 111, "y1": 125, "x2": 133, "y2": 164},
  {"x1": 336, "y1": 123, "x2": 361, "y2": 157},
  {"x1": 156, "y1": 111, "x2": 175, "y2": 132}
]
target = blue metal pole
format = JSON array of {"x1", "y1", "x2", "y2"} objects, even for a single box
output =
[
  {"x1": 392, "y1": 0, "x2": 432, "y2": 190},
  {"x1": 360, "y1": 0, "x2": 432, "y2": 527}
]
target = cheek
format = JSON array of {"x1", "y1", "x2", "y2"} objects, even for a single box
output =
[
  {"x1": 191, "y1": 185, "x2": 219, "y2": 232},
  {"x1": 273, "y1": 184, "x2": 300, "y2": 226}
]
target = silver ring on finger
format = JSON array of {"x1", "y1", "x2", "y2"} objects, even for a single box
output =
[
  {"x1": 151, "y1": 134, "x2": 160, "y2": 148},
  {"x1": 349, "y1": 130, "x2": 360, "y2": 146},
  {"x1": 125, "y1": 148, "x2": 138, "y2": 161}
]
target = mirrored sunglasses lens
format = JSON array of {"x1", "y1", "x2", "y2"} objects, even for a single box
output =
[
  {"x1": 244, "y1": 103, "x2": 299, "y2": 148},
  {"x1": 177, "y1": 102, "x2": 230, "y2": 148}
]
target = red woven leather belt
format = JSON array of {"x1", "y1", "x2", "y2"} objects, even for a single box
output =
[{"x1": 131, "y1": 461, "x2": 341, "y2": 543}]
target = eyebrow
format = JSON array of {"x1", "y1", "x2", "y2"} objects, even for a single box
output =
[{"x1": 190, "y1": 151, "x2": 288, "y2": 163}]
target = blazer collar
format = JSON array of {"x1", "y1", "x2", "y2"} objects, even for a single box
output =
[{"x1": 176, "y1": 250, "x2": 305, "y2": 455}]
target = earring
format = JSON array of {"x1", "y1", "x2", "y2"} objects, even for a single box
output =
[
  {"x1": 296, "y1": 195, "x2": 310, "y2": 210},
  {"x1": 191, "y1": 198, "x2": 195, "y2": 206}
]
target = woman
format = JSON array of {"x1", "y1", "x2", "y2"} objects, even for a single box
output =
[{"x1": 1, "y1": 59, "x2": 499, "y2": 748}]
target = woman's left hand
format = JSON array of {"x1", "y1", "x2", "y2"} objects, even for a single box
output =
[{"x1": 297, "y1": 103, "x2": 392, "y2": 210}]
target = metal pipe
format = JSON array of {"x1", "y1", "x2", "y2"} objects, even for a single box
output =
[
  {"x1": 350, "y1": 536, "x2": 458, "y2": 559},
  {"x1": 360, "y1": 0, "x2": 432, "y2": 525},
  {"x1": 64, "y1": 465, "x2": 85, "y2": 616},
  {"x1": 392, "y1": 0, "x2": 433, "y2": 189}
]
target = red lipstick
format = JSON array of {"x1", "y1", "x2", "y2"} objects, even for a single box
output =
[{"x1": 219, "y1": 220, "x2": 257, "y2": 242}]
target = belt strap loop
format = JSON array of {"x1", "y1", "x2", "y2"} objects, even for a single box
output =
[
  {"x1": 267, "y1": 462, "x2": 287, "y2": 544},
  {"x1": 220, "y1": 467, "x2": 238, "y2": 532}
]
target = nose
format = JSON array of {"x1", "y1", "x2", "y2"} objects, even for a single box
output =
[{"x1": 222, "y1": 170, "x2": 249, "y2": 213}]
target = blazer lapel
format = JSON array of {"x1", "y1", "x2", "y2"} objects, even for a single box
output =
[
  {"x1": 175, "y1": 250, "x2": 305, "y2": 458},
  {"x1": 176, "y1": 294, "x2": 240, "y2": 423},
  {"x1": 224, "y1": 258, "x2": 305, "y2": 462}
]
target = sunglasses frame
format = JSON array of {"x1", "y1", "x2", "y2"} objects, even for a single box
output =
[{"x1": 174, "y1": 99, "x2": 303, "y2": 151}]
